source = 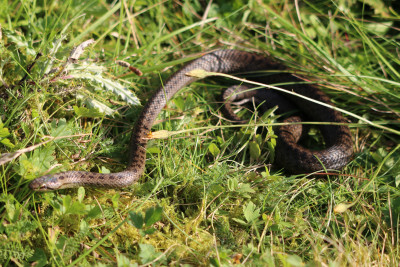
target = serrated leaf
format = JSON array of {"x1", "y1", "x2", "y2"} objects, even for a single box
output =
[
  {"x1": 139, "y1": 243, "x2": 162, "y2": 264},
  {"x1": 72, "y1": 72, "x2": 140, "y2": 105},
  {"x1": 4, "y1": 30, "x2": 36, "y2": 55},
  {"x1": 286, "y1": 255, "x2": 304, "y2": 266},
  {"x1": 86, "y1": 206, "x2": 102, "y2": 219},
  {"x1": 50, "y1": 119, "x2": 73, "y2": 138},
  {"x1": 67, "y1": 62, "x2": 106, "y2": 73},
  {"x1": 66, "y1": 201, "x2": 87, "y2": 215},
  {"x1": 85, "y1": 97, "x2": 116, "y2": 116},
  {"x1": 1, "y1": 138, "x2": 14, "y2": 148},
  {"x1": 41, "y1": 34, "x2": 68, "y2": 75},
  {"x1": 18, "y1": 145, "x2": 56, "y2": 178},
  {"x1": 129, "y1": 211, "x2": 144, "y2": 229},
  {"x1": 116, "y1": 254, "x2": 131, "y2": 266},
  {"x1": 243, "y1": 201, "x2": 261, "y2": 223},
  {"x1": 29, "y1": 248, "x2": 47, "y2": 266},
  {"x1": 144, "y1": 206, "x2": 163, "y2": 227},
  {"x1": 237, "y1": 183, "x2": 255, "y2": 195},
  {"x1": 173, "y1": 96, "x2": 185, "y2": 111}
]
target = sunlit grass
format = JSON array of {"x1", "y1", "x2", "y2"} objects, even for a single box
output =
[{"x1": 0, "y1": 0, "x2": 399, "y2": 265}]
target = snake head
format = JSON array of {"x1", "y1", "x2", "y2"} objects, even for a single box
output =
[{"x1": 29, "y1": 175, "x2": 63, "y2": 191}]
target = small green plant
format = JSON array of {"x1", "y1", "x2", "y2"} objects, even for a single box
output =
[
  {"x1": 129, "y1": 206, "x2": 163, "y2": 237},
  {"x1": 1, "y1": 0, "x2": 400, "y2": 265}
]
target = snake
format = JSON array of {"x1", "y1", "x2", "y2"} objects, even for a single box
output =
[{"x1": 29, "y1": 49, "x2": 353, "y2": 191}]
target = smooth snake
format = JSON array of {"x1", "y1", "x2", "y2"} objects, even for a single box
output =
[{"x1": 29, "y1": 50, "x2": 353, "y2": 191}]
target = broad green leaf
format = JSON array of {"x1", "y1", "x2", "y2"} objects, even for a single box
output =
[
  {"x1": 237, "y1": 183, "x2": 255, "y2": 197},
  {"x1": 116, "y1": 254, "x2": 132, "y2": 266},
  {"x1": 62, "y1": 195, "x2": 72, "y2": 214},
  {"x1": 173, "y1": 96, "x2": 185, "y2": 111},
  {"x1": 86, "y1": 206, "x2": 102, "y2": 220},
  {"x1": 249, "y1": 141, "x2": 261, "y2": 160},
  {"x1": 364, "y1": 21, "x2": 392, "y2": 35},
  {"x1": 0, "y1": 123, "x2": 14, "y2": 148},
  {"x1": 208, "y1": 143, "x2": 220, "y2": 157},
  {"x1": 0, "y1": 123, "x2": 10, "y2": 138},
  {"x1": 129, "y1": 211, "x2": 144, "y2": 229},
  {"x1": 363, "y1": 0, "x2": 389, "y2": 15},
  {"x1": 144, "y1": 206, "x2": 163, "y2": 227},
  {"x1": 286, "y1": 255, "x2": 304, "y2": 267},
  {"x1": 73, "y1": 105, "x2": 105, "y2": 118},
  {"x1": 227, "y1": 178, "x2": 238, "y2": 191},
  {"x1": 77, "y1": 187, "x2": 85, "y2": 203},
  {"x1": 85, "y1": 97, "x2": 116, "y2": 116},
  {"x1": 260, "y1": 106, "x2": 278, "y2": 122},
  {"x1": 80, "y1": 220, "x2": 89, "y2": 233},
  {"x1": 139, "y1": 243, "x2": 162, "y2": 265},
  {"x1": 41, "y1": 34, "x2": 68, "y2": 75},
  {"x1": 147, "y1": 147, "x2": 161, "y2": 154},
  {"x1": 101, "y1": 166, "x2": 111, "y2": 174},
  {"x1": 142, "y1": 227, "x2": 157, "y2": 235},
  {"x1": 50, "y1": 119, "x2": 73, "y2": 138},
  {"x1": 111, "y1": 193, "x2": 120, "y2": 209},
  {"x1": 76, "y1": 93, "x2": 117, "y2": 116},
  {"x1": 3, "y1": 29, "x2": 36, "y2": 55},
  {"x1": 18, "y1": 145, "x2": 56, "y2": 178},
  {"x1": 243, "y1": 201, "x2": 261, "y2": 223},
  {"x1": 64, "y1": 198, "x2": 86, "y2": 215},
  {"x1": 1, "y1": 138, "x2": 14, "y2": 148},
  {"x1": 28, "y1": 248, "x2": 47, "y2": 267}
]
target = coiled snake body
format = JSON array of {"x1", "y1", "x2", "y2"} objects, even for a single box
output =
[{"x1": 29, "y1": 50, "x2": 353, "y2": 191}]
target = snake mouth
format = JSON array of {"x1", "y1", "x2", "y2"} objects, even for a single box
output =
[
  {"x1": 29, "y1": 181, "x2": 51, "y2": 192},
  {"x1": 31, "y1": 186, "x2": 52, "y2": 192},
  {"x1": 29, "y1": 175, "x2": 62, "y2": 192}
]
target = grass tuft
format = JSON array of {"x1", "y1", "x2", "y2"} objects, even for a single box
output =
[{"x1": 1, "y1": 0, "x2": 400, "y2": 265}]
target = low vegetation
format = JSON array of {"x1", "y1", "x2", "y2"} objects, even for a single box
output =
[{"x1": 1, "y1": 0, "x2": 399, "y2": 265}]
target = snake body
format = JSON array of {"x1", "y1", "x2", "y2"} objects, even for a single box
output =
[{"x1": 29, "y1": 50, "x2": 353, "y2": 191}]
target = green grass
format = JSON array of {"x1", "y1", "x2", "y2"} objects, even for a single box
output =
[{"x1": 1, "y1": 0, "x2": 400, "y2": 265}]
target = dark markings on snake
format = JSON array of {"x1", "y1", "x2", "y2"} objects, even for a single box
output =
[{"x1": 29, "y1": 50, "x2": 353, "y2": 191}]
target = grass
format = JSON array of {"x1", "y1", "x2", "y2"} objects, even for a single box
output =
[{"x1": 1, "y1": 0, "x2": 400, "y2": 265}]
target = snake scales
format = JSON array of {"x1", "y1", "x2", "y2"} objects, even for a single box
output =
[{"x1": 29, "y1": 50, "x2": 353, "y2": 191}]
